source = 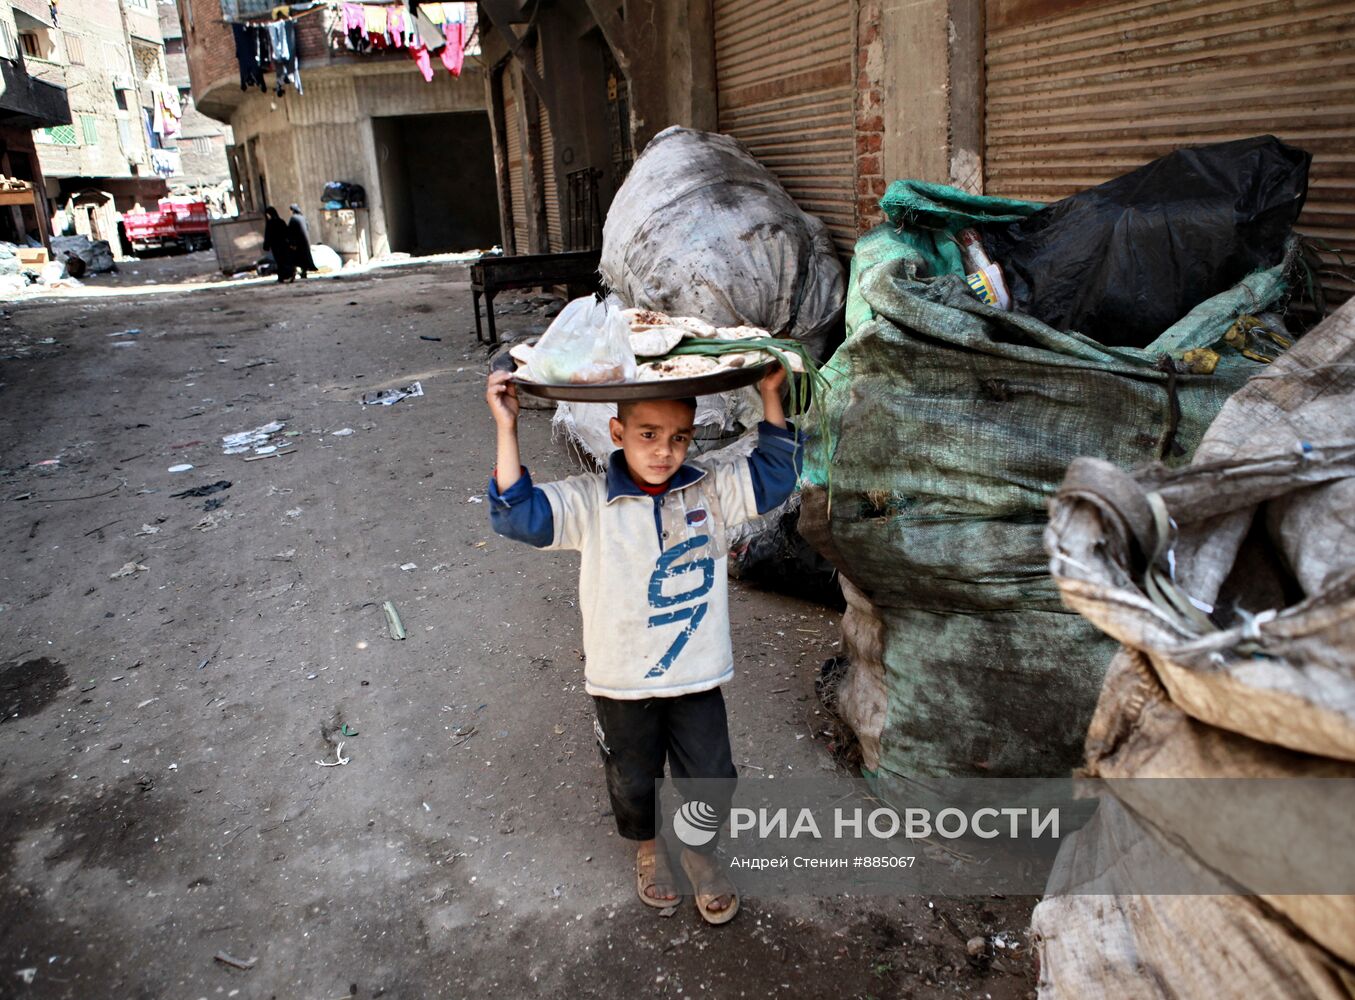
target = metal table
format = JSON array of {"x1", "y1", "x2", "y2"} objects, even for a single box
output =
[{"x1": 470, "y1": 249, "x2": 603, "y2": 346}]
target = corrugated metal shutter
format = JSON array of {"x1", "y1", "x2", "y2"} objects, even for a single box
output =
[
  {"x1": 986, "y1": 0, "x2": 1355, "y2": 303},
  {"x1": 536, "y1": 43, "x2": 562, "y2": 252},
  {"x1": 504, "y1": 74, "x2": 528, "y2": 256},
  {"x1": 714, "y1": 0, "x2": 856, "y2": 254}
]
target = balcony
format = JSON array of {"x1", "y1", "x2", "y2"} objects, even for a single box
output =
[{"x1": 0, "y1": 57, "x2": 71, "y2": 129}]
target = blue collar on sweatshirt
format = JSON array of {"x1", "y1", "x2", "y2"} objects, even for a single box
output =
[{"x1": 605, "y1": 449, "x2": 707, "y2": 503}]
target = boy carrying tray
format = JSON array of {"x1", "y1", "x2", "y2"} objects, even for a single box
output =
[{"x1": 484, "y1": 367, "x2": 803, "y2": 923}]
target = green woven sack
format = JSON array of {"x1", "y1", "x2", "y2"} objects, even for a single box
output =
[{"x1": 804, "y1": 209, "x2": 1294, "y2": 781}]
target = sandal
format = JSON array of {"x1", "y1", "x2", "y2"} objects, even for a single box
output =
[
  {"x1": 680, "y1": 850, "x2": 740, "y2": 925},
  {"x1": 635, "y1": 842, "x2": 680, "y2": 909}
]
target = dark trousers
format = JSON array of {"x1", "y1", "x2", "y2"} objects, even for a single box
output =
[{"x1": 593, "y1": 687, "x2": 737, "y2": 855}]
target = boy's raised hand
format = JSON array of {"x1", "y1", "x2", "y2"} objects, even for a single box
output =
[
  {"x1": 758, "y1": 363, "x2": 788, "y2": 429},
  {"x1": 758, "y1": 365, "x2": 787, "y2": 394},
  {"x1": 486, "y1": 369, "x2": 520, "y2": 428}
]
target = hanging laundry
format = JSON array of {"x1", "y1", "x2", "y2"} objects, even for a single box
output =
[
  {"x1": 267, "y1": 19, "x2": 303, "y2": 95},
  {"x1": 420, "y1": 3, "x2": 448, "y2": 25},
  {"x1": 441, "y1": 18, "x2": 464, "y2": 76},
  {"x1": 160, "y1": 86, "x2": 182, "y2": 139},
  {"x1": 408, "y1": 43, "x2": 434, "y2": 82},
  {"x1": 232, "y1": 23, "x2": 268, "y2": 92},
  {"x1": 416, "y1": 7, "x2": 443, "y2": 50}
]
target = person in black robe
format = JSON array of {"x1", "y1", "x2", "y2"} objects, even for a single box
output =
[
  {"x1": 262, "y1": 207, "x2": 295, "y2": 283},
  {"x1": 288, "y1": 204, "x2": 317, "y2": 279}
]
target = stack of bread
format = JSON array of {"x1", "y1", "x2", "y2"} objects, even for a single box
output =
[{"x1": 511, "y1": 308, "x2": 804, "y2": 384}]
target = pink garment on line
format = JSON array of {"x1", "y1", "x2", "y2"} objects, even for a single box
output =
[
  {"x1": 409, "y1": 43, "x2": 434, "y2": 81},
  {"x1": 441, "y1": 20, "x2": 464, "y2": 76},
  {"x1": 342, "y1": 2, "x2": 364, "y2": 32}
]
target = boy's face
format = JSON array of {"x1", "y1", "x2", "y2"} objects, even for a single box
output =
[{"x1": 609, "y1": 399, "x2": 696, "y2": 486}]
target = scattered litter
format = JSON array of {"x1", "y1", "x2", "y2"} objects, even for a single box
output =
[
  {"x1": 430, "y1": 563, "x2": 451, "y2": 572},
  {"x1": 253, "y1": 445, "x2": 278, "y2": 456},
  {"x1": 450, "y1": 725, "x2": 477, "y2": 746},
  {"x1": 420, "y1": 336, "x2": 442, "y2": 342},
  {"x1": 466, "y1": 496, "x2": 484, "y2": 504},
  {"x1": 203, "y1": 497, "x2": 224, "y2": 511},
  {"x1": 16, "y1": 968, "x2": 37, "y2": 984},
  {"x1": 315, "y1": 741, "x2": 350, "y2": 767},
  {"x1": 422, "y1": 801, "x2": 431, "y2": 811},
  {"x1": 135, "y1": 523, "x2": 160, "y2": 536},
  {"x1": 269, "y1": 548, "x2": 296, "y2": 561},
  {"x1": 36, "y1": 338, "x2": 56, "y2": 345},
  {"x1": 360, "y1": 381, "x2": 423, "y2": 406},
  {"x1": 284, "y1": 507, "x2": 303, "y2": 518},
  {"x1": 331, "y1": 428, "x2": 355, "y2": 436},
  {"x1": 137, "y1": 697, "x2": 157, "y2": 709},
  {"x1": 194, "y1": 511, "x2": 234, "y2": 531},
  {"x1": 110, "y1": 341, "x2": 136, "y2": 348},
  {"x1": 383, "y1": 600, "x2": 407, "y2": 640},
  {"x1": 243, "y1": 448, "x2": 294, "y2": 462},
  {"x1": 213, "y1": 951, "x2": 257, "y2": 971},
  {"x1": 553, "y1": 725, "x2": 565, "y2": 735},
  {"x1": 170, "y1": 440, "x2": 202, "y2": 449},
  {"x1": 167, "y1": 464, "x2": 194, "y2": 473},
  {"x1": 35, "y1": 459, "x2": 60, "y2": 467},
  {"x1": 967, "y1": 936, "x2": 987, "y2": 957},
  {"x1": 266, "y1": 485, "x2": 293, "y2": 496},
  {"x1": 658, "y1": 905, "x2": 678, "y2": 918},
  {"x1": 340, "y1": 723, "x2": 358, "y2": 737},
  {"x1": 222, "y1": 420, "x2": 285, "y2": 454},
  {"x1": 171, "y1": 480, "x2": 231, "y2": 499},
  {"x1": 400, "y1": 562, "x2": 417, "y2": 571},
  {"x1": 108, "y1": 328, "x2": 141, "y2": 337},
  {"x1": 109, "y1": 562, "x2": 148, "y2": 579}
]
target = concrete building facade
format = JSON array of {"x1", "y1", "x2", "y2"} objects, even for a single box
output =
[
  {"x1": 181, "y1": 0, "x2": 499, "y2": 258},
  {"x1": 0, "y1": 0, "x2": 71, "y2": 249},
  {"x1": 158, "y1": 0, "x2": 233, "y2": 202},
  {"x1": 20, "y1": 0, "x2": 172, "y2": 243}
]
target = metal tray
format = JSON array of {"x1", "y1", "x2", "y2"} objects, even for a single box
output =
[{"x1": 512, "y1": 362, "x2": 773, "y2": 402}]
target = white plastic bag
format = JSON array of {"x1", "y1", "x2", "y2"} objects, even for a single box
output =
[{"x1": 525, "y1": 296, "x2": 637, "y2": 385}]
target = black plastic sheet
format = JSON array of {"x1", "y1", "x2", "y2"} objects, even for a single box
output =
[{"x1": 982, "y1": 136, "x2": 1311, "y2": 348}]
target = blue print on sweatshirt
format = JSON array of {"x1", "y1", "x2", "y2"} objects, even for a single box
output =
[{"x1": 645, "y1": 534, "x2": 714, "y2": 677}]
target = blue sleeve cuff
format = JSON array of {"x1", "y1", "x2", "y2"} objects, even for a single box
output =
[
  {"x1": 487, "y1": 467, "x2": 555, "y2": 547},
  {"x1": 487, "y1": 466, "x2": 534, "y2": 508},
  {"x1": 748, "y1": 421, "x2": 804, "y2": 514}
]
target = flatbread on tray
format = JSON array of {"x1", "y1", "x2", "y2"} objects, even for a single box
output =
[{"x1": 629, "y1": 326, "x2": 686, "y2": 357}]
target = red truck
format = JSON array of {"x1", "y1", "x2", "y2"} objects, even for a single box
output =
[{"x1": 121, "y1": 199, "x2": 212, "y2": 253}]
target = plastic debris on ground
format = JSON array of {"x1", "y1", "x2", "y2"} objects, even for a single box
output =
[
  {"x1": 170, "y1": 480, "x2": 231, "y2": 499},
  {"x1": 361, "y1": 382, "x2": 423, "y2": 406},
  {"x1": 222, "y1": 420, "x2": 286, "y2": 454}
]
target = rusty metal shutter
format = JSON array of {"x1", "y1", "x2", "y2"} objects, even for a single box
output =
[
  {"x1": 504, "y1": 73, "x2": 528, "y2": 256},
  {"x1": 714, "y1": 0, "x2": 856, "y2": 254},
  {"x1": 985, "y1": 0, "x2": 1355, "y2": 303},
  {"x1": 536, "y1": 43, "x2": 562, "y2": 252}
]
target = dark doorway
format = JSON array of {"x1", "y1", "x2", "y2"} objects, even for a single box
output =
[{"x1": 373, "y1": 111, "x2": 501, "y2": 255}]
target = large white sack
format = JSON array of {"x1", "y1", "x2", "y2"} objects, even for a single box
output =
[{"x1": 600, "y1": 127, "x2": 845, "y2": 358}]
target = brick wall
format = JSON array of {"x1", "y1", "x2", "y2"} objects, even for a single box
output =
[{"x1": 854, "y1": 0, "x2": 885, "y2": 235}]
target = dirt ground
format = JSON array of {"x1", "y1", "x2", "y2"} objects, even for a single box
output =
[{"x1": 0, "y1": 258, "x2": 1037, "y2": 1000}]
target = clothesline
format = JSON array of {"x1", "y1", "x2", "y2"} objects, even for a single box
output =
[{"x1": 334, "y1": 2, "x2": 469, "y2": 82}]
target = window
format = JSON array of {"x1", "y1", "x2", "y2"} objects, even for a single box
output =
[
  {"x1": 40, "y1": 125, "x2": 78, "y2": 146},
  {"x1": 114, "y1": 88, "x2": 129, "y2": 110},
  {"x1": 80, "y1": 115, "x2": 98, "y2": 145},
  {"x1": 65, "y1": 32, "x2": 84, "y2": 64},
  {"x1": 20, "y1": 31, "x2": 40, "y2": 58},
  {"x1": 117, "y1": 118, "x2": 134, "y2": 153},
  {"x1": 0, "y1": 21, "x2": 19, "y2": 60}
]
